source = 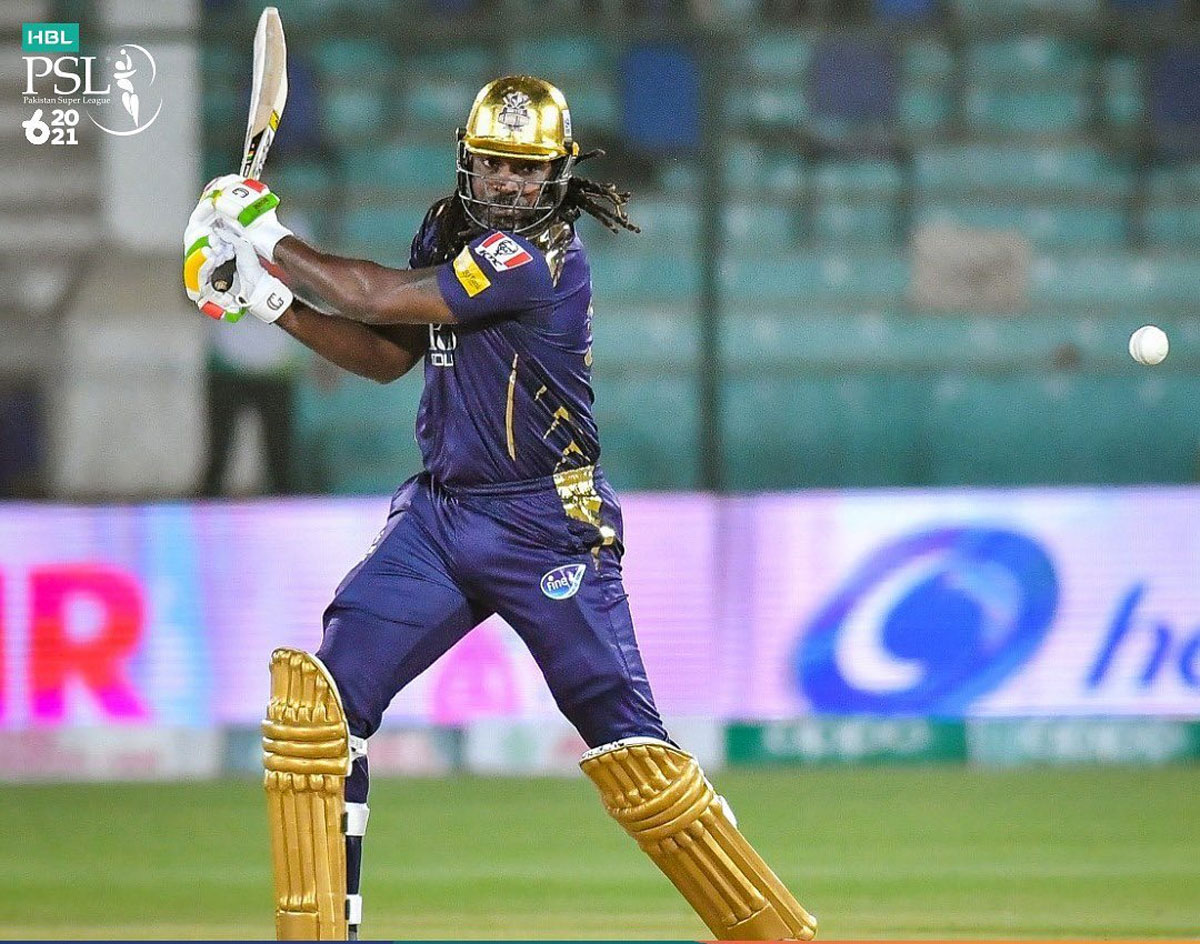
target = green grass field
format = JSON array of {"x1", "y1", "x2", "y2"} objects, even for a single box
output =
[{"x1": 1, "y1": 767, "x2": 1197, "y2": 939}]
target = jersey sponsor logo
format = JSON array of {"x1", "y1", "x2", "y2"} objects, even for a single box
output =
[
  {"x1": 540, "y1": 563, "x2": 587, "y2": 601},
  {"x1": 453, "y1": 245, "x2": 491, "y2": 297},
  {"x1": 429, "y1": 323, "x2": 457, "y2": 367},
  {"x1": 476, "y1": 232, "x2": 533, "y2": 272}
]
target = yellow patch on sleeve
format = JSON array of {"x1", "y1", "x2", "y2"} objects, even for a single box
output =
[{"x1": 453, "y1": 246, "x2": 491, "y2": 297}]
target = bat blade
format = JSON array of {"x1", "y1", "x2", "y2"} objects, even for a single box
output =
[
  {"x1": 212, "y1": 7, "x2": 288, "y2": 294},
  {"x1": 241, "y1": 7, "x2": 288, "y2": 179}
]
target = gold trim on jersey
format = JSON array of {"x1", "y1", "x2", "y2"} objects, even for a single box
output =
[
  {"x1": 543, "y1": 406, "x2": 570, "y2": 440},
  {"x1": 555, "y1": 440, "x2": 587, "y2": 471},
  {"x1": 506, "y1": 353, "x2": 519, "y2": 461},
  {"x1": 529, "y1": 220, "x2": 573, "y2": 286},
  {"x1": 553, "y1": 465, "x2": 603, "y2": 529},
  {"x1": 552, "y1": 464, "x2": 616, "y2": 549}
]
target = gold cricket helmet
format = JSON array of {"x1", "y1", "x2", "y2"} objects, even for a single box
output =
[
  {"x1": 456, "y1": 75, "x2": 579, "y2": 233},
  {"x1": 463, "y1": 75, "x2": 578, "y2": 160}
]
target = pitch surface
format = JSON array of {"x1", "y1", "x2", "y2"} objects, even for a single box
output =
[{"x1": 1, "y1": 767, "x2": 1196, "y2": 939}]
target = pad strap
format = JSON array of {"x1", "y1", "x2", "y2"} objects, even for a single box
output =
[
  {"x1": 344, "y1": 802, "x2": 370, "y2": 837},
  {"x1": 581, "y1": 738, "x2": 817, "y2": 941}
]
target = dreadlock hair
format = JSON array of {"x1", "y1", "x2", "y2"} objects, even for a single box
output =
[
  {"x1": 422, "y1": 149, "x2": 639, "y2": 265},
  {"x1": 557, "y1": 149, "x2": 641, "y2": 236}
]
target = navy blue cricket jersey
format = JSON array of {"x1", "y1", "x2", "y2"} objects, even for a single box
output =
[
  {"x1": 409, "y1": 217, "x2": 599, "y2": 489},
  {"x1": 316, "y1": 210, "x2": 669, "y2": 758}
]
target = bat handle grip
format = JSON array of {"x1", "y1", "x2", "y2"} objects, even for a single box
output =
[{"x1": 210, "y1": 258, "x2": 236, "y2": 294}]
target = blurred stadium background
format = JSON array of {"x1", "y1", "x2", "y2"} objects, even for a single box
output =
[{"x1": 2, "y1": 0, "x2": 1199, "y2": 938}]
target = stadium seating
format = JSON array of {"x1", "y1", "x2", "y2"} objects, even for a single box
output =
[
  {"x1": 321, "y1": 87, "x2": 389, "y2": 145},
  {"x1": 402, "y1": 76, "x2": 489, "y2": 127},
  {"x1": 197, "y1": 3, "x2": 1200, "y2": 493},
  {"x1": 965, "y1": 36, "x2": 1092, "y2": 83},
  {"x1": 904, "y1": 39, "x2": 954, "y2": 82},
  {"x1": 407, "y1": 46, "x2": 496, "y2": 90},
  {"x1": 293, "y1": 373, "x2": 425, "y2": 495},
  {"x1": 620, "y1": 44, "x2": 702, "y2": 154},
  {"x1": 915, "y1": 203, "x2": 1128, "y2": 249},
  {"x1": 342, "y1": 142, "x2": 456, "y2": 193},
  {"x1": 743, "y1": 32, "x2": 815, "y2": 81},
  {"x1": 311, "y1": 38, "x2": 393, "y2": 86},
  {"x1": 950, "y1": 0, "x2": 1101, "y2": 24},
  {"x1": 507, "y1": 35, "x2": 603, "y2": 73},
  {"x1": 1144, "y1": 207, "x2": 1200, "y2": 246},
  {"x1": 623, "y1": 197, "x2": 700, "y2": 246},
  {"x1": 899, "y1": 85, "x2": 954, "y2": 134},
  {"x1": 589, "y1": 249, "x2": 700, "y2": 304},
  {"x1": 720, "y1": 253, "x2": 910, "y2": 305},
  {"x1": 1103, "y1": 56, "x2": 1145, "y2": 129},
  {"x1": 592, "y1": 306, "x2": 699, "y2": 371},
  {"x1": 963, "y1": 87, "x2": 1092, "y2": 135},
  {"x1": 557, "y1": 82, "x2": 622, "y2": 138},
  {"x1": 1030, "y1": 255, "x2": 1200, "y2": 308},
  {"x1": 809, "y1": 37, "x2": 900, "y2": 133},
  {"x1": 874, "y1": 0, "x2": 941, "y2": 21},
  {"x1": 723, "y1": 202, "x2": 801, "y2": 250},
  {"x1": 813, "y1": 159, "x2": 905, "y2": 197},
  {"x1": 335, "y1": 205, "x2": 428, "y2": 266},
  {"x1": 913, "y1": 146, "x2": 1133, "y2": 198},
  {"x1": 722, "y1": 373, "x2": 928, "y2": 488},
  {"x1": 1148, "y1": 44, "x2": 1200, "y2": 160}
]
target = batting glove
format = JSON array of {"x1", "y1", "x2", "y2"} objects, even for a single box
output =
[
  {"x1": 207, "y1": 173, "x2": 293, "y2": 262},
  {"x1": 187, "y1": 224, "x2": 248, "y2": 322},
  {"x1": 184, "y1": 188, "x2": 218, "y2": 252},
  {"x1": 207, "y1": 222, "x2": 293, "y2": 324}
]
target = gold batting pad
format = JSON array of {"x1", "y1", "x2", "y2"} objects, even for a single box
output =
[
  {"x1": 580, "y1": 738, "x2": 817, "y2": 941},
  {"x1": 262, "y1": 648, "x2": 351, "y2": 941}
]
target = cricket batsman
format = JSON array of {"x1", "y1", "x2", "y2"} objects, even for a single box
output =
[{"x1": 184, "y1": 75, "x2": 817, "y2": 942}]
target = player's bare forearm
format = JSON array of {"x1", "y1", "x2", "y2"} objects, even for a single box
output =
[
  {"x1": 273, "y1": 236, "x2": 456, "y2": 326},
  {"x1": 276, "y1": 297, "x2": 427, "y2": 383}
]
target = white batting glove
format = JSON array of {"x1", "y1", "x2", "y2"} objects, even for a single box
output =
[
  {"x1": 190, "y1": 224, "x2": 249, "y2": 322},
  {"x1": 184, "y1": 192, "x2": 217, "y2": 254},
  {"x1": 207, "y1": 173, "x2": 293, "y2": 262},
  {"x1": 184, "y1": 178, "x2": 223, "y2": 309},
  {"x1": 222, "y1": 224, "x2": 293, "y2": 324},
  {"x1": 185, "y1": 224, "x2": 241, "y2": 320}
]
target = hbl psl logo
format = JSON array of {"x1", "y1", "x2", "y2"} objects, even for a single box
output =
[
  {"x1": 23, "y1": 23, "x2": 162, "y2": 136},
  {"x1": 87, "y1": 44, "x2": 162, "y2": 136}
]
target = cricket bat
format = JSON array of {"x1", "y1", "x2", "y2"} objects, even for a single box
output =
[{"x1": 210, "y1": 6, "x2": 287, "y2": 293}]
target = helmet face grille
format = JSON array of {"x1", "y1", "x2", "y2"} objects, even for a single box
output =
[{"x1": 456, "y1": 142, "x2": 573, "y2": 234}]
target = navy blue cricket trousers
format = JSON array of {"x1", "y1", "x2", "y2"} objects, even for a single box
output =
[{"x1": 316, "y1": 470, "x2": 669, "y2": 751}]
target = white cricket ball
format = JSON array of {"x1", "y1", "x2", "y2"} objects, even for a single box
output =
[{"x1": 1129, "y1": 324, "x2": 1169, "y2": 366}]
